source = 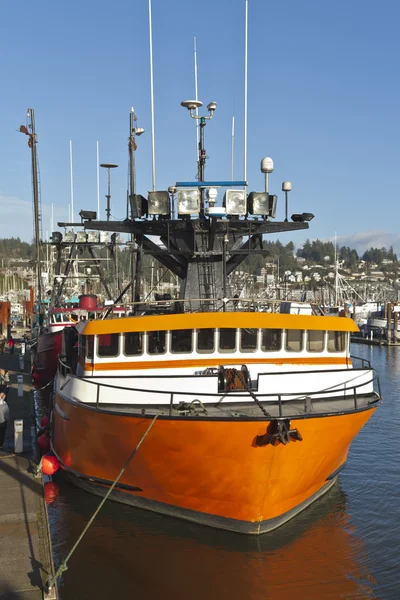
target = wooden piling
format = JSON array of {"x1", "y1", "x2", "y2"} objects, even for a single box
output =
[
  {"x1": 394, "y1": 311, "x2": 398, "y2": 343},
  {"x1": 387, "y1": 302, "x2": 392, "y2": 342}
]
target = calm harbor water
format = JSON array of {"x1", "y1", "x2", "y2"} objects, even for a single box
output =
[{"x1": 42, "y1": 344, "x2": 400, "y2": 599}]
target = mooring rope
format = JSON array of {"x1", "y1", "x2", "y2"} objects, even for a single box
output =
[{"x1": 45, "y1": 414, "x2": 158, "y2": 594}]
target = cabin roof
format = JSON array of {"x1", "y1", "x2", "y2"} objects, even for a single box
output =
[{"x1": 77, "y1": 311, "x2": 359, "y2": 335}]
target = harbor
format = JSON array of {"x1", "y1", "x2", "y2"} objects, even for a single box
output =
[{"x1": 2, "y1": 0, "x2": 400, "y2": 598}]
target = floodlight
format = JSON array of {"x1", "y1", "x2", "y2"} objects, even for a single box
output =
[
  {"x1": 177, "y1": 188, "x2": 200, "y2": 215},
  {"x1": 248, "y1": 192, "x2": 277, "y2": 217},
  {"x1": 87, "y1": 231, "x2": 100, "y2": 243},
  {"x1": 223, "y1": 189, "x2": 247, "y2": 216},
  {"x1": 291, "y1": 213, "x2": 314, "y2": 222},
  {"x1": 76, "y1": 231, "x2": 87, "y2": 243},
  {"x1": 148, "y1": 191, "x2": 170, "y2": 216},
  {"x1": 100, "y1": 232, "x2": 109, "y2": 243},
  {"x1": 79, "y1": 210, "x2": 97, "y2": 220},
  {"x1": 51, "y1": 232, "x2": 62, "y2": 244},
  {"x1": 64, "y1": 231, "x2": 75, "y2": 242},
  {"x1": 129, "y1": 194, "x2": 147, "y2": 219}
]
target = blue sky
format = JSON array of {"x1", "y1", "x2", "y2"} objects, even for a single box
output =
[{"x1": 1, "y1": 0, "x2": 399, "y2": 252}]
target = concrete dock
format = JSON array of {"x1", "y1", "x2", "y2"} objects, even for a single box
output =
[{"x1": 0, "y1": 351, "x2": 57, "y2": 599}]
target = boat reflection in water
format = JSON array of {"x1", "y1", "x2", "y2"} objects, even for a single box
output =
[{"x1": 48, "y1": 478, "x2": 378, "y2": 600}]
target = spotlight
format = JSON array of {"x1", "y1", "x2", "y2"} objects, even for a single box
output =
[
  {"x1": 223, "y1": 190, "x2": 247, "y2": 216},
  {"x1": 79, "y1": 210, "x2": 97, "y2": 220},
  {"x1": 51, "y1": 231, "x2": 62, "y2": 244},
  {"x1": 148, "y1": 191, "x2": 170, "y2": 216},
  {"x1": 177, "y1": 188, "x2": 200, "y2": 215},
  {"x1": 291, "y1": 213, "x2": 315, "y2": 222}
]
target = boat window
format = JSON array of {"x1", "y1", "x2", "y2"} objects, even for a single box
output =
[
  {"x1": 171, "y1": 329, "x2": 193, "y2": 353},
  {"x1": 285, "y1": 330, "x2": 304, "y2": 352},
  {"x1": 147, "y1": 331, "x2": 166, "y2": 355},
  {"x1": 78, "y1": 335, "x2": 84, "y2": 359},
  {"x1": 219, "y1": 328, "x2": 237, "y2": 353},
  {"x1": 97, "y1": 333, "x2": 119, "y2": 357},
  {"x1": 261, "y1": 329, "x2": 282, "y2": 352},
  {"x1": 240, "y1": 328, "x2": 258, "y2": 352},
  {"x1": 328, "y1": 331, "x2": 346, "y2": 352},
  {"x1": 197, "y1": 328, "x2": 215, "y2": 353},
  {"x1": 124, "y1": 332, "x2": 143, "y2": 356},
  {"x1": 306, "y1": 330, "x2": 324, "y2": 353},
  {"x1": 85, "y1": 335, "x2": 94, "y2": 359}
]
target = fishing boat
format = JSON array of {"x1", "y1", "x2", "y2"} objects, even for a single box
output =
[{"x1": 50, "y1": 102, "x2": 382, "y2": 534}]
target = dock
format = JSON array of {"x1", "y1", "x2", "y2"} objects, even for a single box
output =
[
  {"x1": 0, "y1": 350, "x2": 57, "y2": 599},
  {"x1": 351, "y1": 335, "x2": 400, "y2": 347}
]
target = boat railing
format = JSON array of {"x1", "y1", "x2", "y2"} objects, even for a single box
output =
[
  {"x1": 95, "y1": 296, "x2": 329, "y2": 316},
  {"x1": 350, "y1": 355, "x2": 372, "y2": 369},
  {"x1": 58, "y1": 363, "x2": 381, "y2": 417}
]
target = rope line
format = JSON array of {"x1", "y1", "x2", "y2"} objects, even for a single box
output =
[{"x1": 45, "y1": 414, "x2": 158, "y2": 593}]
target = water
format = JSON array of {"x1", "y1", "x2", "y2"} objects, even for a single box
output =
[{"x1": 43, "y1": 345, "x2": 400, "y2": 599}]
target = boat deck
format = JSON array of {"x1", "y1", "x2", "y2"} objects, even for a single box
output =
[{"x1": 84, "y1": 393, "x2": 380, "y2": 420}]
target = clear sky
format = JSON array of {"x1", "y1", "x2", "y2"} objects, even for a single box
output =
[{"x1": 1, "y1": 0, "x2": 399, "y2": 253}]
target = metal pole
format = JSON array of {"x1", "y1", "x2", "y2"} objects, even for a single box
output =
[
  {"x1": 28, "y1": 109, "x2": 42, "y2": 320},
  {"x1": 148, "y1": 0, "x2": 156, "y2": 191},
  {"x1": 244, "y1": 0, "x2": 248, "y2": 182},
  {"x1": 231, "y1": 116, "x2": 235, "y2": 181},
  {"x1": 128, "y1": 110, "x2": 137, "y2": 303},
  {"x1": 97, "y1": 141, "x2": 100, "y2": 218},
  {"x1": 285, "y1": 191, "x2": 288, "y2": 222},
  {"x1": 69, "y1": 140, "x2": 74, "y2": 223},
  {"x1": 106, "y1": 168, "x2": 111, "y2": 221},
  {"x1": 194, "y1": 37, "x2": 199, "y2": 165}
]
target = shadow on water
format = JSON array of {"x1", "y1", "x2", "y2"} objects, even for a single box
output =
[{"x1": 47, "y1": 476, "x2": 379, "y2": 600}]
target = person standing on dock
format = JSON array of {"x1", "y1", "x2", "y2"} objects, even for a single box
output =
[
  {"x1": 7, "y1": 335, "x2": 14, "y2": 355},
  {"x1": 0, "y1": 390, "x2": 10, "y2": 448}
]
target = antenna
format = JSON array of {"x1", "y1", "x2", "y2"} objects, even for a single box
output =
[
  {"x1": 97, "y1": 141, "x2": 100, "y2": 218},
  {"x1": 244, "y1": 0, "x2": 248, "y2": 182},
  {"x1": 148, "y1": 0, "x2": 156, "y2": 191},
  {"x1": 69, "y1": 140, "x2": 74, "y2": 223},
  {"x1": 231, "y1": 116, "x2": 235, "y2": 181},
  {"x1": 100, "y1": 163, "x2": 118, "y2": 220},
  {"x1": 194, "y1": 36, "x2": 199, "y2": 164}
]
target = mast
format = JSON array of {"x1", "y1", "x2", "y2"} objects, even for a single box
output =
[
  {"x1": 20, "y1": 109, "x2": 43, "y2": 320},
  {"x1": 244, "y1": 0, "x2": 248, "y2": 183},
  {"x1": 148, "y1": 0, "x2": 156, "y2": 191},
  {"x1": 129, "y1": 108, "x2": 137, "y2": 303}
]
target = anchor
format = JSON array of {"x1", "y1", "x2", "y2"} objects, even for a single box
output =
[{"x1": 255, "y1": 419, "x2": 303, "y2": 447}]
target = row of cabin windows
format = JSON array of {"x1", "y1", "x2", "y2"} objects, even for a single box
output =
[{"x1": 81, "y1": 329, "x2": 347, "y2": 359}]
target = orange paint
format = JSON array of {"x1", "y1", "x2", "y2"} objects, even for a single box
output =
[
  {"x1": 52, "y1": 393, "x2": 375, "y2": 528},
  {"x1": 78, "y1": 311, "x2": 359, "y2": 336},
  {"x1": 86, "y1": 356, "x2": 351, "y2": 372}
]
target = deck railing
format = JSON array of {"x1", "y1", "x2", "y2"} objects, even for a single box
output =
[{"x1": 57, "y1": 358, "x2": 381, "y2": 417}]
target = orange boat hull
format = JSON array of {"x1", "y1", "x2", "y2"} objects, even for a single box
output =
[{"x1": 52, "y1": 393, "x2": 376, "y2": 533}]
